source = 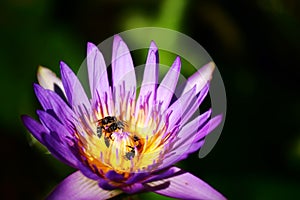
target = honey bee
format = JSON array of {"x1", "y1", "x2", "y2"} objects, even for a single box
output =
[
  {"x1": 96, "y1": 116, "x2": 117, "y2": 138},
  {"x1": 123, "y1": 135, "x2": 143, "y2": 160},
  {"x1": 124, "y1": 145, "x2": 135, "y2": 160},
  {"x1": 96, "y1": 116, "x2": 125, "y2": 147},
  {"x1": 132, "y1": 135, "x2": 140, "y2": 142},
  {"x1": 106, "y1": 121, "x2": 125, "y2": 133}
]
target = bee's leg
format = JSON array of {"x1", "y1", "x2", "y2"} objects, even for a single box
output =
[
  {"x1": 109, "y1": 134, "x2": 114, "y2": 140},
  {"x1": 104, "y1": 137, "x2": 110, "y2": 147},
  {"x1": 97, "y1": 126, "x2": 102, "y2": 138}
]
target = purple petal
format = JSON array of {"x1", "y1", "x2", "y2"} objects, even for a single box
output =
[
  {"x1": 76, "y1": 159, "x2": 100, "y2": 181},
  {"x1": 174, "y1": 109, "x2": 212, "y2": 149},
  {"x1": 21, "y1": 115, "x2": 48, "y2": 145},
  {"x1": 86, "y1": 42, "x2": 110, "y2": 100},
  {"x1": 166, "y1": 85, "x2": 196, "y2": 132},
  {"x1": 167, "y1": 140, "x2": 206, "y2": 165},
  {"x1": 34, "y1": 83, "x2": 52, "y2": 110},
  {"x1": 60, "y1": 61, "x2": 91, "y2": 114},
  {"x1": 98, "y1": 179, "x2": 119, "y2": 190},
  {"x1": 111, "y1": 35, "x2": 136, "y2": 112},
  {"x1": 136, "y1": 41, "x2": 159, "y2": 111},
  {"x1": 125, "y1": 172, "x2": 150, "y2": 185},
  {"x1": 192, "y1": 114, "x2": 223, "y2": 142},
  {"x1": 37, "y1": 66, "x2": 65, "y2": 95},
  {"x1": 183, "y1": 140, "x2": 205, "y2": 154},
  {"x1": 163, "y1": 113, "x2": 222, "y2": 166},
  {"x1": 36, "y1": 110, "x2": 77, "y2": 167},
  {"x1": 105, "y1": 170, "x2": 126, "y2": 182},
  {"x1": 156, "y1": 56, "x2": 181, "y2": 110},
  {"x1": 181, "y1": 83, "x2": 210, "y2": 126},
  {"x1": 46, "y1": 89, "x2": 76, "y2": 134},
  {"x1": 122, "y1": 183, "x2": 145, "y2": 194},
  {"x1": 33, "y1": 84, "x2": 76, "y2": 134},
  {"x1": 42, "y1": 132, "x2": 78, "y2": 168},
  {"x1": 170, "y1": 115, "x2": 222, "y2": 164},
  {"x1": 149, "y1": 167, "x2": 226, "y2": 200},
  {"x1": 182, "y1": 62, "x2": 215, "y2": 95},
  {"x1": 143, "y1": 167, "x2": 177, "y2": 184},
  {"x1": 37, "y1": 110, "x2": 73, "y2": 138},
  {"x1": 47, "y1": 171, "x2": 122, "y2": 200},
  {"x1": 124, "y1": 168, "x2": 177, "y2": 193}
]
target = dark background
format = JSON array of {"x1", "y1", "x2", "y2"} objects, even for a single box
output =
[{"x1": 0, "y1": 0, "x2": 299, "y2": 199}]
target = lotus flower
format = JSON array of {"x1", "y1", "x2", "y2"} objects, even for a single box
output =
[{"x1": 22, "y1": 35, "x2": 226, "y2": 200}]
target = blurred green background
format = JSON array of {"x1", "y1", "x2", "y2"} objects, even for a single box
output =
[{"x1": 1, "y1": 0, "x2": 300, "y2": 199}]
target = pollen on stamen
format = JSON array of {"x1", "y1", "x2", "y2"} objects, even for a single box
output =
[{"x1": 79, "y1": 105, "x2": 173, "y2": 174}]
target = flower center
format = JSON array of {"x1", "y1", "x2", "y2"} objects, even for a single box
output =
[
  {"x1": 96, "y1": 116, "x2": 145, "y2": 169},
  {"x1": 74, "y1": 93, "x2": 176, "y2": 177}
]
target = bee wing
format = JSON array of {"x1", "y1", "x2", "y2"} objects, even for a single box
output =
[
  {"x1": 122, "y1": 120, "x2": 127, "y2": 125},
  {"x1": 119, "y1": 120, "x2": 128, "y2": 128}
]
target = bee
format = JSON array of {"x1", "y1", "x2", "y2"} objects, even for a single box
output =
[
  {"x1": 123, "y1": 135, "x2": 144, "y2": 160},
  {"x1": 97, "y1": 116, "x2": 117, "y2": 128},
  {"x1": 132, "y1": 135, "x2": 140, "y2": 142},
  {"x1": 124, "y1": 145, "x2": 135, "y2": 160},
  {"x1": 106, "y1": 121, "x2": 125, "y2": 133},
  {"x1": 96, "y1": 116, "x2": 125, "y2": 147},
  {"x1": 132, "y1": 135, "x2": 144, "y2": 152},
  {"x1": 96, "y1": 116, "x2": 117, "y2": 138}
]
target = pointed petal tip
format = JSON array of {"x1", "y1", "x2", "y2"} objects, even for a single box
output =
[
  {"x1": 145, "y1": 41, "x2": 159, "y2": 64},
  {"x1": 36, "y1": 109, "x2": 43, "y2": 117},
  {"x1": 36, "y1": 110, "x2": 51, "y2": 122},
  {"x1": 59, "y1": 60, "x2": 66, "y2": 68},
  {"x1": 87, "y1": 41, "x2": 95, "y2": 47},
  {"x1": 113, "y1": 34, "x2": 124, "y2": 45},
  {"x1": 21, "y1": 115, "x2": 47, "y2": 145},
  {"x1": 111, "y1": 33, "x2": 136, "y2": 99},
  {"x1": 21, "y1": 114, "x2": 29, "y2": 124},
  {"x1": 59, "y1": 61, "x2": 73, "y2": 76},
  {"x1": 172, "y1": 56, "x2": 181, "y2": 71},
  {"x1": 175, "y1": 56, "x2": 181, "y2": 63},
  {"x1": 207, "y1": 108, "x2": 212, "y2": 115},
  {"x1": 214, "y1": 113, "x2": 223, "y2": 123},
  {"x1": 59, "y1": 61, "x2": 70, "y2": 78},
  {"x1": 33, "y1": 83, "x2": 43, "y2": 97},
  {"x1": 112, "y1": 34, "x2": 131, "y2": 60},
  {"x1": 114, "y1": 34, "x2": 122, "y2": 40},
  {"x1": 149, "y1": 40, "x2": 158, "y2": 50},
  {"x1": 21, "y1": 115, "x2": 36, "y2": 130},
  {"x1": 37, "y1": 65, "x2": 65, "y2": 94},
  {"x1": 206, "y1": 61, "x2": 216, "y2": 69},
  {"x1": 33, "y1": 82, "x2": 40, "y2": 89},
  {"x1": 182, "y1": 62, "x2": 215, "y2": 95},
  {"x1": 87, "y1": 42, "x2": 97, "y2": 53},
  {"x1": 202, "y1": 61, "x2": 216, "y2": 79},
  {"x1": 37, "y1": 65, "x2": 54, "y2": 82},
  {"x1": 205, "y1": 113, "x2": 223, "y2": 134},
  {"x1": 37, "y1": 65, "x2": 48, "y2": 74}
]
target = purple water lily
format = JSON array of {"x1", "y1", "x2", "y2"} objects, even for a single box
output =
[{"x1": 22, "y1": 35, "x2": 226, "y2": 200}]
